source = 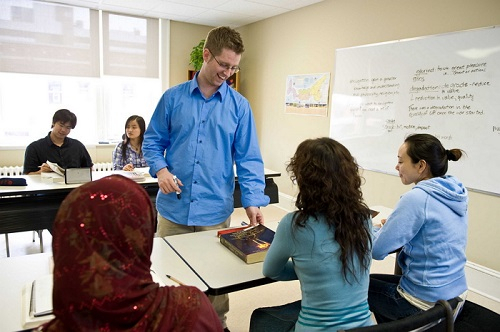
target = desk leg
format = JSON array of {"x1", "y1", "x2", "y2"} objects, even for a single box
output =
[
  {"x1": 38, "y1": 230, "x2": 44, "y2": 253},
  {"x1": 5, "y1": 234, "x2": 10, "y2": 257}
]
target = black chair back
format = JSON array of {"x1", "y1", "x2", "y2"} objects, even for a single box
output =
[{"x1": 339, "y1": 298, "x2": 459, "y2": 332}]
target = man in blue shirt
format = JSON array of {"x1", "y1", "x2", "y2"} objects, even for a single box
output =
[{"x1": 143, "y1": 26, "x2": 270, "y2": 331}]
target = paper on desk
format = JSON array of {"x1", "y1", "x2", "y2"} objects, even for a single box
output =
[
  {"x1": 134, "y1": 167, "x2": 151, "y2": 177},
  {"x1": 115, "y1": 170, "x2": 146, "y2": 182}
]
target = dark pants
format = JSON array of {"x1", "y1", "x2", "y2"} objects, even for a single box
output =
[
  {"x1": 250, "y1": 300, "x2": 301, "y2": 332},
  {"x1": 368, "y1": 274, "x2": 423, "y2": 323}
]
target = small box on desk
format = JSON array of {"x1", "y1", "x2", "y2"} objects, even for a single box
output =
[
  {"x1": 219, "y1": 224, "x2": 275, "y2": 264},
  {"x1": 65, "y1": 167, "x2": 92, "y2": 184}
]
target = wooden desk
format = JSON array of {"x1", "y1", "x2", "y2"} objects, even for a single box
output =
[
  {"x1": 0, "y1": 238, "x2": 207, "y2": 331},
  {"x1": 0, "y1": 169, "x2": 281, "y2": 236},
  {"x1": 164, "y1": 220, "x2": 281, "y2": 296}
]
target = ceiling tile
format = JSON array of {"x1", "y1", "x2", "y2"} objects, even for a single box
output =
[{"x1": 40, "y1": 0, "x2": 324, "y2": 27}]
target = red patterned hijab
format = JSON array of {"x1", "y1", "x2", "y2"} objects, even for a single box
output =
[{"x1": 40, "y1": 175, "x2": 222, "y2": 331}]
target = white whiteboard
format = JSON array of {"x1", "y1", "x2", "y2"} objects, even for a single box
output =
[{"x1": 329, "y1": 26, "x2": 500, "y2": 195}]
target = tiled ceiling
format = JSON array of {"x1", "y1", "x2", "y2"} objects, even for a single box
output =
[{"x1": 42, "y1": 0, "x2": 324, "y2": 27}]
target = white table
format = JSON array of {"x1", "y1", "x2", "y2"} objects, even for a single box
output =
[
  {"x1": 0, "y1": 172, "x2": 159, "y2": 237},
  {"x1": 164, "y1": 207, "x2": 394, "y2": 296},
  {"x1": 0, "y1": 253, "x2": 53, "y2": 331},
  {"x1": 0, "y1": 171, "x2": 157, "y2": 197},
  {"x1": 1, "y1": 169, "x2": 281, "y2": 239},
  {"x1": 0, "y1": 169, "x2": 280, "y2": 197},
  {"x1": 150, "y1": 238, "x2": 207, "y2": 290},
  {"x1": 164, "y1": 220, "x2": 280, "y2": 295},
  {"x1": 0, "y1": 238, "x2": 206, "y2": 331}
]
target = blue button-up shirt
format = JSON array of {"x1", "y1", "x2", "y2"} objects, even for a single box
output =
[{"x1": 143, "y1": 75, "x2": 269, "y2": 226}]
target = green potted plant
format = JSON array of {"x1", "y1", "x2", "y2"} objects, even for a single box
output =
[{"x1": 189, "y1": 39, "x2": 205, "y2": 71}]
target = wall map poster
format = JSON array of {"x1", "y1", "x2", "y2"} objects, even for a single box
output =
[{"x1": 285, "y1": 73, "x2": 330, "y2": 116}]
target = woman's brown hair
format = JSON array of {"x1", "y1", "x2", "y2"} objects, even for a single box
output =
[{"x1": 287, "y1": 137, "x2": 372, "y2": 282}]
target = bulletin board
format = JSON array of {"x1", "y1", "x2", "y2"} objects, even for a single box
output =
[{"x1": 329, "y1": 26, "x2": 500, "y2": 195}]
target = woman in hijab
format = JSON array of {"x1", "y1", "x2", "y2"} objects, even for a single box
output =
[{"x1": 38, "y1": 175, "x2": 223, "y2": 331}]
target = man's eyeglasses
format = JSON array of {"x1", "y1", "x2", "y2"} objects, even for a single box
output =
[{"x1": 208, "y1": 49, "x2": 240, "y2": 73}]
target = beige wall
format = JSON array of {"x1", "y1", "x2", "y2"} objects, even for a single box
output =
[
  {"x1": 169, "y1": 21, "x2": 213, "y2": 87},
  {"x1": 239, "y1": 0, "x2": 500, "y2": 271},
  {"x1": 0, "y1": 145, "x2": 116, "y2": 167}
]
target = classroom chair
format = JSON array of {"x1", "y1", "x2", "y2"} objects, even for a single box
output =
[
  {"x1": 339, "y1": 298, "x2": 458, "y2": 332},
  {"x1": 454, "y1": 299, "x2": 500, "y2": 331}
]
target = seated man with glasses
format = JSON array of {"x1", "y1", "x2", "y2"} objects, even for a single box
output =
[{"x1": 23, "y1": 108, "x2": 93, "y2": 174}]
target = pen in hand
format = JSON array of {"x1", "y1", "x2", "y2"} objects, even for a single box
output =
[{"x1": 172, "y1": 175, "x2": 181, "y2": 200}]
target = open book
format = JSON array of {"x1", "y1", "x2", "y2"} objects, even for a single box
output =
[{"x1": 46, "y1": 160, "x2": 65, "y2": 176}]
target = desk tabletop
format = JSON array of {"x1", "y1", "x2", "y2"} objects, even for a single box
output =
[
  {"x1": 151, "y1": 238, "x2": 207, "y2": 291},
  {"x1": 164, "y1": 207, "x2": 393, "y2": 296},
  {"x1": 0, "y1": 171, "x2": 158, "y2": 197},
  {"x1": 263, "y1": 168, "x2": 281, "y2": 178},
  {"x1": 164, "y1": 220, "x2": 280, "y2": 295},
  {"x1": 0, "y1": 238, "x2": 207, "y2": 331},
  {"x1": 0, "y1": 168, "x2": 281, "y2": 197},
  {"x1": 0, "y1": 253, "x2": 53, "y2": 331}
]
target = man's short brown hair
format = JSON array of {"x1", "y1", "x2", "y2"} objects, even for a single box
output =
[{"x1": 203, "y1": 26, "x2": 245, "y2": 56}]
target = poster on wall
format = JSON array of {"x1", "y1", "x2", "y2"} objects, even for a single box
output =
[{"x1": 285, "y1": 73, "x2": 330, "y2": 116}]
